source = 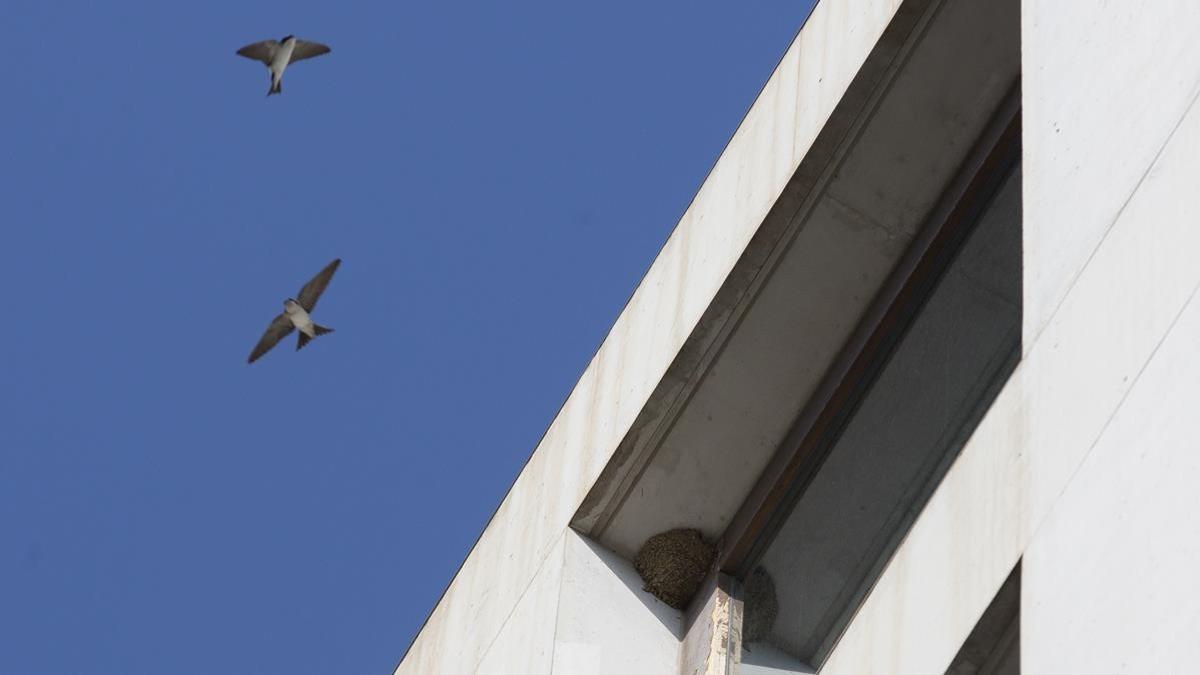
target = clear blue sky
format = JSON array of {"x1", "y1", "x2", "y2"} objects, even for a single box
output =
[{"x1": 0, "y1": 2, "x2": 814, "y2": 673}]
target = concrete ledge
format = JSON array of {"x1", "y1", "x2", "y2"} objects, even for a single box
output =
[{"x1": 576, "y1": 0, "x2": 1020, "y2": 566}]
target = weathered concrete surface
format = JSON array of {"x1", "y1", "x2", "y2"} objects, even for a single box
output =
[
  {"x1": 471, "y1": 531, "x2": 686, "y2": 675},
  {"x1": 1022, "y1": 0, "x2": 1200, "y2": 345},
  {"x1": 1024, "y1": 293, "x2": 1200, "y2": 673},
  {"x1": 1020, "y1": 60, "x2": 1200, "y2": 673},
  {"x1": 680, "y1": 572, "x2": 742, "y2": 675},
  {"x1": 394, "y1": 0, "x2": 918, "y2": 672},
  {"x1": 1023, "y1": 98, "x2": 1200, "y2": 530},
  {"x1": 552, "y1": 533, "x2": 682, "y2": 675},
  {"x1": 475, "y1": 534, "x2": 565, "y2": 675}
]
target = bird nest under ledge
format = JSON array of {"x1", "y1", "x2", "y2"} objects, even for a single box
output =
[{"x1": 633, "y1": 528, "x2": 715, "y2": 610}]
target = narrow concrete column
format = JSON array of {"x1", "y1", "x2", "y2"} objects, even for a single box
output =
[{"x1": 680, "y1": 571, "x2": 743, "y2": 675}]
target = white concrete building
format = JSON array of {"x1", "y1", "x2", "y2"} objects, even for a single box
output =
[{"x1": 394, "y1": 0, "x2": 1200, "y2": 672}]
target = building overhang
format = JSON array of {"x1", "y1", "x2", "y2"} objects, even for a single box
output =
[
  {"x1": 395, "y1": 0, "x2": 1020, "y2": 670},
  {"x1": 572, "y1": 0, "x2": 1020, "y2": 561}
]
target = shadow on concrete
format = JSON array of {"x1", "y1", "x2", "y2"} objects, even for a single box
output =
[{"x1": 576, "y1": 534, "x2": 686, "y2": 640}]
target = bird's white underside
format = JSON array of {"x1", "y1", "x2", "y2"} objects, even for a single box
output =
[
  {"x1": 270, "y1": 38, "x2": 297, "y2": 79},
  {"x1": 286, "y1": 303, "x2": 316, "y2": 336}
]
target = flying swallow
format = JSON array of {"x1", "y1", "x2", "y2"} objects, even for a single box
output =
[
  {"x1": 236, "y1": 35, "x2": 331, "y2": 96},
  {"x1": 248, "y1": 258, "x2": 341, "y2": 364}
]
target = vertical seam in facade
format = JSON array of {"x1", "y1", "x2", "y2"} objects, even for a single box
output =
[
  {"x1": 1026, "y1": 75, "x2": 1200, "y2": 352},
  {"x1": 1029, "y1": 272, "x2": 1200, "y2": 548},
  {"x1": 546, "y1": 535, "x2": 568, "y2": 675},
  {"x1": 472, "y1": 533, "x2": 568, "y2": 674}
]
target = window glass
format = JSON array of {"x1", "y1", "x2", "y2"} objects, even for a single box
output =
[{"x1": 741, "y1": 165, "x2": 1022, "y2": 671}]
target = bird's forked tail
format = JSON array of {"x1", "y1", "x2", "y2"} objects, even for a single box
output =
[
  {"x1": 296, "y1": 324, "x2": 334, "y2": 351},
  {"x1": 268, "y1": 74, "x2": 282, "y2": 96}
]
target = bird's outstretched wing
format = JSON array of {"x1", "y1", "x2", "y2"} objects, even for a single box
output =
[
  {"x1": 296, "y1": 258, "x2": 341, "y2": 312},
  {"x1": 289, "y1": 40, "x2": 331, "y2": 64},
  {"x1": 236, "y1": 40, "x2": 279, "y2": 65},
  {"x1": 248, "y1": 313, "x2": 295, "y2": 364}
]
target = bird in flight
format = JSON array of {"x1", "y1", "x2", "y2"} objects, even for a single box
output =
[
  {"x1": 248, "y1": 259, "x2": 341, "y2": 364},
  {"x1": 236, "y1": 35, "x2": 331, "y2": 96}
]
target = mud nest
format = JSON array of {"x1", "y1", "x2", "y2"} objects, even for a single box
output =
[
  {"x1": 633, "y1": 528, "x2": 715, "y2": 609},
  {"x1": 742, "y1": 566, "x2": 779, "y2": 644}
]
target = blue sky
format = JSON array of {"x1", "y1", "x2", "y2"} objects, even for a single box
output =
[{"x1": 0, "y1": 2, "x2": 814, "y2": 672}]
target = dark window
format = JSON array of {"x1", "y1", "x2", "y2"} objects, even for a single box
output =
[
  {"x1": 946, "y1": 563, "x2": 1021, "y2": 674},
  {"x1": 738, "y1": 131, "x2": 1022, "y2": 672}
]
